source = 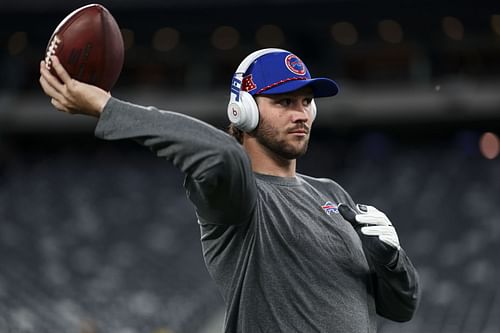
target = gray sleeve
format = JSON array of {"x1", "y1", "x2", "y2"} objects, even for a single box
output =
[
  {"x1": 371, "y1": 248, "x2": 420, "y2": 322},
  {"x1": 95, "y1": 97, "x2": 257, "y2": 225}
]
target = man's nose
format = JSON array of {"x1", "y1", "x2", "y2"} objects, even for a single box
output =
[{"x1": 291, "y1": 103, "x2": 311, "y2": 122}]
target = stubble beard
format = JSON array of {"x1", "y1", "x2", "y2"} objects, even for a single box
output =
[{"x1": 254, "y1": 121, "x2": 310, "y2": 160}]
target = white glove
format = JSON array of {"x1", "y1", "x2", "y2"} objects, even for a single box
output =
[
  {"x1": 354, "y1": 204, "x2": 401, "y2": 250},
  {"x1": 338, "y1": 203, "x2": 401, "y2": 266}
]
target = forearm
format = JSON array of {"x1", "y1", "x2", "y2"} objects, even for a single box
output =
[
  {"x1": 371, "y1": 248, "x2": 420, "y2": 322},
  {"x1": 95, "y1": 97, "x2": 257, "y2": 224},
  {"x1": 96, "y1": 98, "x2": 233, "y2": 176}
]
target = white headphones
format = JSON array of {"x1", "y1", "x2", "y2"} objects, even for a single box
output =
[{"x1": 227, "y1": 48, "x2": 317, "y2": 132}]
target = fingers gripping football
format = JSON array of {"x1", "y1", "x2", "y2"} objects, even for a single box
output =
[{"x1": 39, "y1": 56, "x2": 110, "y2": 117}]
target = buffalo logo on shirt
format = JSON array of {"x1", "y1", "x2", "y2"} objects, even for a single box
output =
[{"x1": 321, "y1": 201, "x2": 339, "y2": 215}]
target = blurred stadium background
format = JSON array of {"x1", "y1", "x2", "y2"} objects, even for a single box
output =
[{"x1": 1, "y1": 0, "x2": 500, "y2": 332}]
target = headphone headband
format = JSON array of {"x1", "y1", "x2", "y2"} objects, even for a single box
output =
[
  {"x1": 234, "y1": 48, "x2": 287, "y2": 75},
  {"x1": 230, "y1": 48, "x2": 286, "y2": 104}
]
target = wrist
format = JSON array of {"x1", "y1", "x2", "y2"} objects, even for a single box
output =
[
  {"x1": 384, "y1": 249, "x2": 400, "y2": 269},
  {"x1": 93, "y1": 92, "x2": 111, "y2": 117}
]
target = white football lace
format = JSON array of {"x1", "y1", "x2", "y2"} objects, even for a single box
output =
[{"x1": 44, "y1": 35, "x2": 61, "y2": 69}]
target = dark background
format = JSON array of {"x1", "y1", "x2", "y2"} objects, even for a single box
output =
[{"x1": 1, "y1": 1, "x2": 499, "y2": 332}]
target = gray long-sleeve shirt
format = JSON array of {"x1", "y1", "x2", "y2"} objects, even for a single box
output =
[{"x1": 95, "y1": 98, "x2": 419, "y2": 332}]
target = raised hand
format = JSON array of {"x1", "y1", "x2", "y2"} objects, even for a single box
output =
[{"x1": 39, "y1": 56, "x2": 110, "y2": 117}]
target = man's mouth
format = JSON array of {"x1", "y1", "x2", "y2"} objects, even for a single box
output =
[{"x1": 288, "y1": 126, "x2": 309, "y2": 135}]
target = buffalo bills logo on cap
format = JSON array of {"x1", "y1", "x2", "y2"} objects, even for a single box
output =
[{"x1": 285, "y1": 54, "x2": 306, "y2": 76}]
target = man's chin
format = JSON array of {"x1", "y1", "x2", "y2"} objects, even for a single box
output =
[
  {"x1": 279, "y1": 144, "x2": 309, "y2": 160},
  {"x1": 255, "y1": 128, "x2": 309, "y2": 160}
]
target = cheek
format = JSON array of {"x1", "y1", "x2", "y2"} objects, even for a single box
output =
[
  {"x1": 258, "y1": 116, "x2": 279, "y2": 136},
  {"x1": 306, "y1": 111, "x2": 314, "y2": 123},
  {"x1": 259, "y1": 109, "x2": 283, "y2": 127}
]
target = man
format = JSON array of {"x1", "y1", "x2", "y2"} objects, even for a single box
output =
[{"x1": 39, "y1": 48, "x2": 419, "y2": 332}]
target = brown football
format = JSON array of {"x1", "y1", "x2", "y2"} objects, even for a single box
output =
[{"x1": 44, "y1": 4, "x2": 124, "y2": 91}]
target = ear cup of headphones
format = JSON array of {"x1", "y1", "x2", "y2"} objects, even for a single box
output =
[
  {"x1": 227, "y1": 91, "x2": 259, "y2": 132},
  {"x1": 311, "y1": 99, "x2": 317, "y2": 122}
]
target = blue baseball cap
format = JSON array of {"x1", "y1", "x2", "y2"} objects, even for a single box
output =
[{"x1": 240, "y1": 50, "x2": 339, "y2": 97}]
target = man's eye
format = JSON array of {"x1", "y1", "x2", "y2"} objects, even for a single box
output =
[
  {"x1": 279, "y1": 98, "x2": 292, "y2": 107},
  {"x1": 304, "y1": 98, "x2": 313, "y2": 106}
]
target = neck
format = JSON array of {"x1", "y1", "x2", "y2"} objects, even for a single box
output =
[{"x1": 243, "y1": 139, "x2": 297, "y2": 178}]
